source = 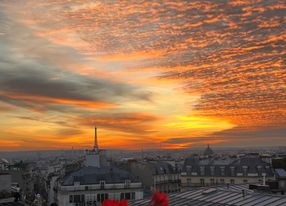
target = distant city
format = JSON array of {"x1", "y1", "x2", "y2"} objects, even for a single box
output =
[{"x1": 1, "y1": 128, "x2": 286, "y2": 205}]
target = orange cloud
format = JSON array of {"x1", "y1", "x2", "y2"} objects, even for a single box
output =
[{"x1": 2, "y1": 92, "x2": 115, "y2": 110}]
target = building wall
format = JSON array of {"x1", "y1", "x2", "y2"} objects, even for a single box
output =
[
  {"x1": 129, "y1": 162, "x2": 181, "y2": 193},
  {"x1": 58, "y1": 189, "x2": 143, "y2": 206},
  {"x1": 130, "y1": 163, "x2": 153, "y2": 190},
  {"x1": 279, "y1": 179, "x2": 286, "y2": 190},
  {"x1": 0, "y1": 163, "x2": 9, "y2": 171},
  {"x1": 9, "y1": 170, "x2": 31, "y2": 194},
  {"x1": 0, "y1": 173, "x2": 11, "y2": 192},
  {"x1": 153, "y1": 174, "x2": 181, "y2": 193}
]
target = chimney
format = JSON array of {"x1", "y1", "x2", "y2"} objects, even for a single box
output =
[
  {"x1": 94, "y1": 126, "x2": 99, "y2": 150},
  {"x1": 262, "y1": 173, "x2": 266, "y2": 186}
]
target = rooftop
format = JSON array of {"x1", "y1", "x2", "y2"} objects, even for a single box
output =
[
  {"x1": 184, "y1": 155, "x2": 274, "y2": 177},
  {"x1": 62, "y1": 166, "x2": 138, "y2": 186},
  {"x1": 0, "y1": 198, "x2": 24, "y2": 206},
  {"x1": 129, "y1": 185, "x2": 286, "y2": 206},
  {"x1": 275, "y1": 169, "x2": 286, "y2": 179},
  {"x1": 0, "y1": 203, "x2": 24, "y2": 206},
  {"x1": 143, "y1": 161, "x2": 176, "y2": 175}
]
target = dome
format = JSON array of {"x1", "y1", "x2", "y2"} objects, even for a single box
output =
[{"x1": 203, "y1": 145, "x2": 214, "y2": 156}]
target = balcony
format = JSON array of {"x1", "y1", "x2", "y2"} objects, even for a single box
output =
[{"x1": 60, "y1": 182, "x2": 142, "y2": 192}]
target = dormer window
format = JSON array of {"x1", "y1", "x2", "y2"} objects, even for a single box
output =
[
  {"x1": 220, "y1": 166, "x2": 225, "y2": 176},
  {"x1": 125, "y1": 179, "x2": 131, "y2": 188},
  {"x1": 257, "y1": 165, "x2": 262, "y2": 175},
  {"x1": 186, "y1": 165, "x2": 192, "y2": 172},
  {"x1": 100, "y1": 180, "x2": 105, "y2": 189},
  {"x1": 74, "y1": 181, "x2": 80, "y2": 186},
  {"x1": 265, "y1": 165, "x2": 270, "y2": 169}
]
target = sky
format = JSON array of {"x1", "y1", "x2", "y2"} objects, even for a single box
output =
[{"x1": 0, "y1": 0, "x2": 285, "y2": 151}]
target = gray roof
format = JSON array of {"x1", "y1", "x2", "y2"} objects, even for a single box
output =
[
  {"x1": 133, "y1": 161, "x2": 176, "y2": 175},
  {"x1": 184, "y1": 155, "x2": 274, "y2": 177},
  {"x1": 62, "y1": 166, "x2": 138, "y2": 186},
  {"x1": 149, "y1": 161, "x2": 176, "y2": 175},
  {"x1": 129, "y1": 186, "x2": 286, "y2": 206},
  {"x1": 275, "y1": 169, "x2": 286, "y2": 179}
]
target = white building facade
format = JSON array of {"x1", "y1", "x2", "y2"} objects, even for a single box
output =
[
  {"x1": 57, "y1": 127, "x2": 144, "y2": 206},
  {"x1": 58, "y1": 181, "x2": 143, "y2": 206}
]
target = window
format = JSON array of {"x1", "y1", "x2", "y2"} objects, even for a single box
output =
[
  {"x1": 121, "y1": 192, "x2": 135, "y2": 200},
  {"x1": 230, "y1": 167, "x2": 235, "y2": 177},
  {"x1": 125, "y1": 179, "x2": 131, "y2": 188},
  {"x1": 100, "y1": 194, "x2": 105, "y2": 202},
  {"x1": 210, "y1": 178, "x2": 215, "y2": 185},
  {"x1": 210, "y1": 166, "x2": 215, "y2": 176},
  {"x1": 220, "y1": 179, "x2": 225, "y2": 184},
  {"x1": 86, "y1": 194, "x2": 96, "y2": 205},
  {"x1": 74, "y1": 195, "x2": 80, "y2": 203},
  {"x1": 200, "y1": 166, "x2": 205, "y2": 176},
  {"x1": 125, "y1": 193, "x2": 130, "y2": 200},
  {"x1": 131, "y1": 192, "x2": 135, "y2": 200},
  {"x1": 187, "y1": 178, "x2": 192, "y2": 186},
  {"x1": 200, "y1": 178, "x2": 205, "y2": 186},
  {"x1": 265, "y1": 165, "x2": 270, "y2": 169},
  {"x1": 186, "y1": 165, "x2": 192, "y2": 172},
  {"x1": 100, "y1": 180, "x2": 105, "y2": 189},
  {"x1": 242, "y1": 166, "x2": 248, "y2": 176},
  {"x1": 120, "y1": 193, "x2": 124, "y2": 200},
  {"x1": 220, "y1": 166, "x2": 225, "y2": 176},
  {"x1": 69, "y1": 195, "x2": 85, "y2": 203},
  {"x1": 257, "y1": 165, "x2": 262, "y2": 175},
  {"x1": 97, "y1": 193, "x2": 108, "y2": 203},
  {"x1": 243, "y1": 179, "x2": 248, "y2": 183},
  {"x1": 230, "y1": 179, "x2": 235, "y2": 184}
]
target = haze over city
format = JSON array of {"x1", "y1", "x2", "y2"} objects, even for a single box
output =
[{"x1": 0, "y1": 0, "x2": 285, "y2": 151}]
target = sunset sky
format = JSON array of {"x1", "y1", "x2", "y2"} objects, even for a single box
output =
[{"x1": 0, "y1": 0, "x2": 285, "y2": 150}]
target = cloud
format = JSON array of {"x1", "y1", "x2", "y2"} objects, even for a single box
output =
[
  {"x1": 0, "y1": 0, "x2": 285, "y2": 149},
  {"x1": 162, "y1": 137, "x2": 227, "y2": 149},
  {"x1": 0, "y1": 12, "x2": 151, "y2": 112},
  {"x1": 163, "y1": 137, "x2": 224, "y2": 144},
  {"x1": 162, "y1": 126, "x2": 286, "y2": 148},
  {"x1": 77, "y1": 112, "x2": 160, "y2": 134},
  {"x1": 214, "y1": 126, "x2": 286, "y2": 140}
]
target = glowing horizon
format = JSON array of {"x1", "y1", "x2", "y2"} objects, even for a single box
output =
[{"x1": 0, "y1": 0, "x2": 285, "y2": 151}]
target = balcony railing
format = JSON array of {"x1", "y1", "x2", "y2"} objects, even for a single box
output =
[{"x1": 60, "y1": 182, "x2": 142, "y2": 192}]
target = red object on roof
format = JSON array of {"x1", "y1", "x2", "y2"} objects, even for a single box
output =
[
  {"x1": 102, "y1": 199, "x2": 128, "y2": 206},
  {"x1": 149, "y1": 192, "x2": 169, "y2": 206}
]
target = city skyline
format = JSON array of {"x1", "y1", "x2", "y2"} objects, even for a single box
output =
[{"x1": 0, "y1": 0, "x2": 285, "y2": 150}]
